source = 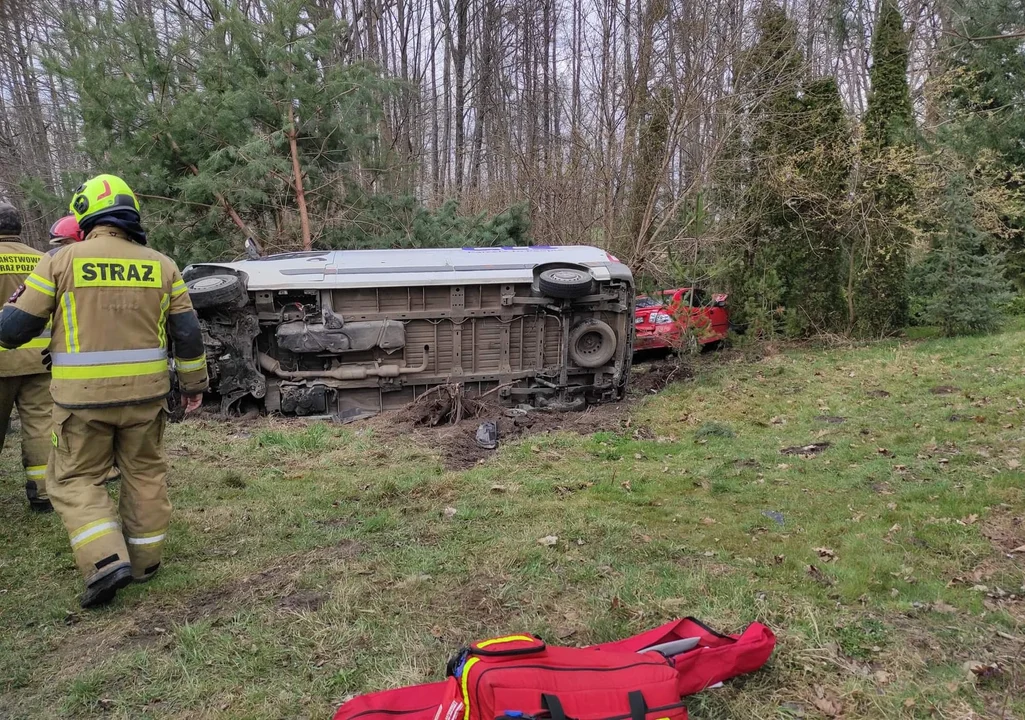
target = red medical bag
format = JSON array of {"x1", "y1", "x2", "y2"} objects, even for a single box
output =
[{"x1": 332, "y1": 618, "x2": 775, "y2": 720}]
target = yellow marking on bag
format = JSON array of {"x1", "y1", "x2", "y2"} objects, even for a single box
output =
[
  {"x1": 475, "y1": 635, "x2": 536, "y2": 648},
  {"x1": 73, "y1": 258, "x2": 161, "y2": 288},
  {"x1": 0, "y1": 254, "x2": 39, "y2": 274},
  {"x1": 460, "y1": 656, "x2": 480, "y2": 720}
]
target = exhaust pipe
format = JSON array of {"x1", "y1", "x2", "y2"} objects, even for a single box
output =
[{"x1": 260, "y1": 344, "x2": 430, "y2": 380}]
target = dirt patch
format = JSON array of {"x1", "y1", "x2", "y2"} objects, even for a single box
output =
[
  {"x1": 814, "y1": 416, "x2": 846, "y2": 424},
  {"x1": 371, "y1": 362, "x2": 685, "y2": 470},
  {"x1": 981, "y1": 511, "x2": 1025, "y2": 553},
  {"x1": 129, "y1": 540, "x2": 360, "y2": 628},
  {"x1": 781, "y1": 442, "x2": 831, "y2": 457},
  {"x1": 866, "y1": 390, "x2": 891, "y2": 398},
  {"x1": 402, "y1": 402, "x2": 629, "y2": 470},
  {"x1": 277, "y1": 590, "x2": 327, "y2": 613},
  {"x1": 631, "y1": 359, "x2": 693, "y2": 395},
  {"x1": 930, "y1": 385, "x2": 961, "y2": 395}
]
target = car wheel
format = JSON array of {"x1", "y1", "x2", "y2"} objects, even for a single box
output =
[
  {"x1": 187, "y1": 274, "x2": 246, "y2": 309},
  {"x1": 539, "y1": 267, "x2": 593, "y2": 299},
  {"x1": 568, "y1": 319, "x2": 617, "y2": 368}
]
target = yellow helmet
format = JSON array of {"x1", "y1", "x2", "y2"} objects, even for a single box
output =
[{"x1": 69, "y1": 174, "x2": 141, "y2": 224}]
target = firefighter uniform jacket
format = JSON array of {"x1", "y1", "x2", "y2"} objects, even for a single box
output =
[
  {"x1": 0, "y1": 236, "x2": 49, "y2": 376},
  {"x1": 1, "y1": 227, "x2": 208, "y2": 407}
]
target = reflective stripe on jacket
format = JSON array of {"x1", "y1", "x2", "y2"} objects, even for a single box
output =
[
  {"x1": 9, "y1": 227, "x2": 207, "y2": 408},
  {"x1": 0, "y1": 238, "x2": 48, "y2": 377}
]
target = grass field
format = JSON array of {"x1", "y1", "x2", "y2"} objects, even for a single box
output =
[{"x1": 1, "y1": 325, "x2": 1023, "y2": 719}]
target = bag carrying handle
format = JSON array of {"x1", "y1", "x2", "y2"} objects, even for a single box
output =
[
  {"x1": 540, "y1": 695, "x2": 567, "y2": 720},
  {"x1": 540, "y1": 691, "x2": 649, "y2": 720}
]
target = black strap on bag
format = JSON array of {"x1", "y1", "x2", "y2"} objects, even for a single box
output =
[
  {"x1": 627, "y1": 692, "x2": 647, "y2": 720},
  {"x1": 541, "y1": 695, "x2": 568, "y2": 720}
]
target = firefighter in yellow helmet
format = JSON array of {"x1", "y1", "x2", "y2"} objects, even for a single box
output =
[
  {"x1": 0, "y1": 202, "x2": 53, "y2": 512},
  {"x1": 0, "y1": 175, "x2": 208, "y2": 608}
]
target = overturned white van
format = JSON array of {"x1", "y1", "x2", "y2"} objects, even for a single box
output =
[{"x1": 182, "y1": 245, "x2": 635, "y2": 420}]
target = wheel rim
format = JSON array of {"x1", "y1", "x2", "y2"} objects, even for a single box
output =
[
  {"x1": 577, "y1": 331, "x2": 605, "y2": 356},
  {"x1": 550, "y1": 269, "x2": 584, "y2": 283},
  {"x1": 192, "y1": 276, "x2": 228, "y2": 290}
]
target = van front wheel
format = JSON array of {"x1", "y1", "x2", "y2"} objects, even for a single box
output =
[{"x1": 187, "y1": 274, "x2": 246, "y2": 309}]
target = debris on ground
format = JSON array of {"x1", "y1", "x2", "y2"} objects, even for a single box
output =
[
  {"x1": 630, "y1": 359, "x2": 693, "y2": 394},
  {"x1": 780, "y1": 442, "x2": 831, "y2": 457},
  {"x1": 403, "y1": 384, "x2": 491, "y2": 427},
  {"x1": 866, "y1": 390, "x2": 890, "y2": 398},
  {"x1": 814, "y1": 415, "x2": 846, "y2": 424},
  {"x1": 930, "y1": 385, "x2": 961, "y2": 395},
  {"x1": 475, "y1": 421, "x2": 498, "y2": 450},
  {"x1": 761, "y1": 510, "x2": 785, "y2": 526}
]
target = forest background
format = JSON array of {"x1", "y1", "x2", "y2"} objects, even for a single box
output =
[{"x1": 1, "y1": 0, "x2": 1023, "y2": 337}]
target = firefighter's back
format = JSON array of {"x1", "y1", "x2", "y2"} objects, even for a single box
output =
[{"x1": 44, "y1": 227, "x2": 185, "y2": 409}]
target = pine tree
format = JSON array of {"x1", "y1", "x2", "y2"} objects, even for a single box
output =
[
  {"x1": 908, "y1": 174, "x2": 1011, "y2": 336},
  {"x1": 943, "y1": 0, "x2": 1025, "y2": 290},
  {"x1": 778, "y1": 77, "x2": 851, "y2": 335},
  {"x1": 723, "y1": 4, "x2": 853, "y2": 337},
  {"x1": 854, "y1": 0, "x2": 915, "y2": 336},
  {"x1": 724, "y1": 3, "x2": 804, "y2": 335},
  {"x1": 45, "y1": 0, "x2": 529, "y2": 265}
]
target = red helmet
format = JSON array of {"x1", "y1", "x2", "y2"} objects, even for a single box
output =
[{"x1": 49, "y1": 215, "x2": 84, "y2": 244}]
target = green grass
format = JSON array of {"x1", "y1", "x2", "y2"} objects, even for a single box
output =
[{"x1": 2, "y1": 325, "x2": 1024, "y2": 719}]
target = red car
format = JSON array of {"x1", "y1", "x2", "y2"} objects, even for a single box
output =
[{"x1": 633, "y1": 288, "x2": 729, "y2": 352}]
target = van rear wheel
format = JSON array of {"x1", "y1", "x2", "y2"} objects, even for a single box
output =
[
  {"x1": 539, "y1": 267, "x2": 593, "y2": 299},
  {"x1": 187, "y1": 274, "x2": 246, "y2": 309},
  {"x1": 569, "y1": 320, "x2": 617, "y2": 368}
]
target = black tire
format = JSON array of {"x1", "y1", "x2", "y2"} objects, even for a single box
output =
[
  {"x1": 568, "y1": 319, "x2": 618, "y2": 368},
  {"x1": 539, "y1": 267, "x2": 593, "y2": 299},
  {"x1": 187, "y1": 274, "x2": 246, "y2": 309}
]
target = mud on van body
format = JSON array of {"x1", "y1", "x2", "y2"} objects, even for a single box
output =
[{"x1": 182, "y1": 246, "x2": 635, "y2": 420}]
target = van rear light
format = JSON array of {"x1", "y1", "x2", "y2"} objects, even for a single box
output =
[{"x1": 606, "y1": 253, "x2": 621, "y2": 263}]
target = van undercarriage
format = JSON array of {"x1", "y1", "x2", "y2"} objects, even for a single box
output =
[{"x1": 185, "y1": 258, "x2": 634, "y2": 421}]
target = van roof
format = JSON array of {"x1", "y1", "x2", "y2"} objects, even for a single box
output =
[{"x1": 191, "y1": 245, "x2": 627, "y2": 291}]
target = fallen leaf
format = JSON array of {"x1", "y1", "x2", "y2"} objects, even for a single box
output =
[
  {"x1": 537, "y1": 535, "x2": 559, "y2": 547},
  {"x1": 873, "y1": 670, "x2": 891, "y2": 684},
  {"x1": 490, "y1": 484, "x2": 507, "y2": 493},
  {"x1": 814, "y1": 547, "x2": 837, "y2": 562},
  {"x1": 811, "y1": 687, "x2": 842, "y2": 717},
  {"x1": 962, "y1": 514, "x2": 978, "y2": 525},
  {"x1": 700, "y1": 517, "x2": 717, "y2": 525},
  {"x1": 1010, "y1": 544, "x2": 1025, "y2": 553},
  {"x1": 807, "y1": 564, "x2": 835, "y2": 586},
  {"x1": 932, "y1": 600, "x2": 958, "y2": 614},
  {"x1": 621, "y1": 480, "x2": 632, "y2": 492},
  {"x1": 903, "y1": 698, "x2": 916, "y2": 709},
  {"x1": 443, "y1": 506, "x2": 457, "y2": 520},
  {"x1": 634, "y1": 453, "x2": 644, "y2": 460},
  {"x1": 1008, "y1": 459, "x2": 1021, "y2": 470}
]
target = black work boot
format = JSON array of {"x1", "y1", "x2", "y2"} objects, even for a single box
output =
[
  {"x1": 79, "y1": 564, "x2": 133, "y2": 609},
  {"x1": 25, "y1": 481, "x2": 53, "y2": 513}
]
